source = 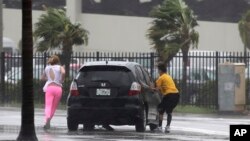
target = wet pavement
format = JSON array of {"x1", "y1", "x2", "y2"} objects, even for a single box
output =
[{"x1": 0, "y1": 107, "x2": 249, "y2": 141}]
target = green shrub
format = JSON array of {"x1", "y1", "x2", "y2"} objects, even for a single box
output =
[
  {"x1": 175, "y1": 105, "x2": 216, "y2": 114},
  {"x1": 196, "y1": 80, "x2": 217, "y2": 107}
]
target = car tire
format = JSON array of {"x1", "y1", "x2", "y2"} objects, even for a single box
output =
[
  {"x1": 67, "y1": 118, "x2": 78, "y2": 131},
  {"x1": 135, "y1": 109, "x2": 147, "y2": 132}
]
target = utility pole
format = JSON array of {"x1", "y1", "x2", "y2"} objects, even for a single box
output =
[
  {"x1": 0, "y1": 0, "x2": 2, "y2": 52},
  {"x1": 0, "y1": 0, "x2": 3, "y2": 105}
]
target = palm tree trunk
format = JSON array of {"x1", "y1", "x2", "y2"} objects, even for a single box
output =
[
  {"x1": 61, "y1": 43, "x2": 73, "y2": 78},
  {"x1": 17, "y1": 0, "x2": 38, "y2": 140},
  {"x1": 181, "y1": 47, "x2": 189, "y2": 104}
]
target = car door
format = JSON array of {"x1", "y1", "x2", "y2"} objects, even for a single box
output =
[
  {"x1": 135, "y1": 66, "x2": 161, "y2": 124},
  {"x1": 134, "y1": 66, "x2": 148, "y2": 101}
]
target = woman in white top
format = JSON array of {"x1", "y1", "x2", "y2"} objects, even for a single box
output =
[{"x1": 41, "y1": 55, "x2": 65, "y2": 129}]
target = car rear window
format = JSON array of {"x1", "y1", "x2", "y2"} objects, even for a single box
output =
[{"x1": 77, "y1": 66, "x2": 132, "y2": 85}]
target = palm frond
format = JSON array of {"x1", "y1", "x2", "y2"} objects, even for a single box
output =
[
  {"x1": 238, "y1": 10, "x2": 250, "y2": 49},
  {"x1": 147, "y1": 0, "x2": 199, "y2": 63},
  {"x1": 33, "y1": 8, "x2": 89, "y2": 52}
]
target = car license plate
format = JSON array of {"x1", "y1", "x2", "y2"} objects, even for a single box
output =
[{"x1": 96, "y1": 89, "x2": 110, "y2": 96}]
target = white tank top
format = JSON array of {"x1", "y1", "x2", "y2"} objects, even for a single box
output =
[{"x1": 43, "y1": 65, "x2": 63, "y2": 92}]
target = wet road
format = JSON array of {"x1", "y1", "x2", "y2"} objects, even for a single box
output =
[{"x1": 0, "y1": 107, "x2": 249, "y2": 141}]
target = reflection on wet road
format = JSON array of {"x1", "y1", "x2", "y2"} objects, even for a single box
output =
[
  {"x1": 1, "y1": 107, "x2": 247, "y2": 141},
  {"x1": 0, "y1": 124, "x2": 228, "y2": 141}
]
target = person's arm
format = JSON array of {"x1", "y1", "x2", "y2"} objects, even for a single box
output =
[
  {"x1": 60, "y1": 65, "x2": 66, "y2": 83},
  {"x1": 150, "y1": 78, "x2": 161, "y2": 93},
  {"x1": 41, "y1": 70, "x2": 47, "y2": 81},
  {"x1": 153, "y1": 78, "x2": 162, "y2": 92}
]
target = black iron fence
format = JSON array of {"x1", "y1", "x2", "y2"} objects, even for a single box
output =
[{"x1": 0, "y1": 51, "x2": 249, "y2": 110}]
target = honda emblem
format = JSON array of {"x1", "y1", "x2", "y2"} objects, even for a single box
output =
[{"x1": 101, "y1": 83, "x2": 106, "y2": 87}]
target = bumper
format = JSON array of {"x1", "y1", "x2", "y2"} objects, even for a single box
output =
[{"x1": 67, "y1": 105, "x2": 143, "y2": 125}]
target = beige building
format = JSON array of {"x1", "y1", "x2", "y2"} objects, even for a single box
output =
[{"x1": 2, "y1": 0, "x2": 244, "y2": 53}]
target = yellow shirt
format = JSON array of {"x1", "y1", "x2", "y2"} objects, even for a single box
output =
[{"x1": 156, "y1": 73, "x2": 179, "y2": 95}]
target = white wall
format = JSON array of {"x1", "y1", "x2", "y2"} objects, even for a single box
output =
[
  {"x1": 2, "y1": 8, "x2": 244, "y2": 53},
  {"x1": 3, "y1": 9, "x2": 21, "y2": 46},
  {"x1": 195, "y1": 21, "x2": 244, "y2": 52},
  {"x1": 77, "y1": 14, "x2": 154, "y2": 52},
  {"x1": 3, "y1": 9, "x2": 44, "y2": 50}
]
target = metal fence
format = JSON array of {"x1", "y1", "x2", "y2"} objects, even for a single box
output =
[{"x1": 0, "y1": 51, "x2": 249, "y2": 110}]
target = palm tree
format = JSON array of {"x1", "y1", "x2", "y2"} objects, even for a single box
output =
[
  {"x1": 147, "y1": 0, "x2": 199, "y2": 94},
  {"x1": 148, "y1": 0, "x2": 199, "y2": 64},
  {"x1": 33, "y1": 8, "x2": 88, "y2": 77},
  {"x1": 17, "y1": 0, "x2": 38, "y2": 140},
  {"x1": 238, "y1": 10, "x2": 250, "y2": 65}
]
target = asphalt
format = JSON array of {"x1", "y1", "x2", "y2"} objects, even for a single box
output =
[
  {"x1": 0, "y1": 107, "x2": 66, "y2": 141},
  {"x1": 0, "y1": 106, "x2": 248, "y2": 141}
]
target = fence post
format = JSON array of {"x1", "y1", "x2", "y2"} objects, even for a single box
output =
[
  {"x1": 0, "y1": 52, "x2": 5, "y2": 104},
  {"x1": 43, "y1": 52, "x2": 47, "y2": 68},
  {"x1": 215, "y1": 51, "x2": 219, "y2": 109},
  {"x1": 96, "y1": 51, "x2": 100, "y2": 61},
  {"x1": 150, "y1": 52, "x2": 155, "y2": 78}
]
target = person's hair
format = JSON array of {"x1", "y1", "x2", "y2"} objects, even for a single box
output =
[
  {"x1": 157, "y1": 62, "x2": 166, "y2": 73},
  {"x1": 47, "y1": 55, "x2": 60, "y2": 65}
]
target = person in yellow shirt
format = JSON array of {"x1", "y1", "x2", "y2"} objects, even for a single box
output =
[{"x1": 152, "y1": 62, "x2": 179, "y2": 133}]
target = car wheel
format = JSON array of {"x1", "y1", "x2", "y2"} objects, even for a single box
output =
[
  {"x1": 84, "y1": 123, "x2": 95, "y2": 131},
  {"x1": 67, "y1": 118, "x2": 78, "y2": 131},
  {"x1": 135, "y1": 109, "x2": 147, "y2": 132}
]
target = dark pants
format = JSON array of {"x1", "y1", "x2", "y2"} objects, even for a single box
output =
[{"x1": 158, "y1": 93, "x2": 179, "y2": 114}]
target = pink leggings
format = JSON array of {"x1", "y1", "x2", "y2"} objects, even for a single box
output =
[{"x1": 45, "y1": 85, "x2": 62, "y2": 123}]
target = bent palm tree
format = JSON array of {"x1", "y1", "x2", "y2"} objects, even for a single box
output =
[
  {"x1": 17, "y1": 0, "x2": 38, "y2": 140},
  {"x1": 238, "y1": 10, "x2": 250, "y2": 65},
  {"x1": 34, "y1": 8, "x2": 88, "y2": 77},
  {"x1": 148, "y1": 0, "x2": 199, "y2": 65},
  {"x1": 147, "y1": 0, "x2": 199, "y2": 103}
]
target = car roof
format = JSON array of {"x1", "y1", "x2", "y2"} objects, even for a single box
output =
[{"x1": 81, "y1": 61, "x2": 141, "y2": 71}]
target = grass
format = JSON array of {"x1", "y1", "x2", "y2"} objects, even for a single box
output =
[
  {"x1": 57, "y1": 104, "x2": 217, "y2": 114},
  {"x1": 174, "y1": 105, "x2": 217, "y2": 114},
  {"x1": 2, "y1": 103, "x2": 217, "y2": 114},
  {"x1": 1, "y1": 102, "x2": 67, "y2": 110},
  {"x1": 34, "y1": 103, "x2": 67, "y2": 110}
]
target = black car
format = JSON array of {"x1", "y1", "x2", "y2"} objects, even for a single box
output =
[{"x1": 66, "y1": 61, "x2": 161, "y2": 132}]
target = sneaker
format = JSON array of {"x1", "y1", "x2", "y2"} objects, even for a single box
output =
[
  {"x1": 43, "y1": 122, "x2": 50, "y2": 130},
  {"x1": 165, "y1": 126, "x2": 170, "y2": 133},
  {"x1": 43, "y1": 119, "x2": 51, "y2": 130}
]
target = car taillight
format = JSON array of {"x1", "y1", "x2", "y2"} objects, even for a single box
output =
[
  {"x1": 128, "y1": 82, "x2": 141, "y2": 96},
  {"x1": 70, "y1": 81, "x2": 79, "y2": 96}
]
